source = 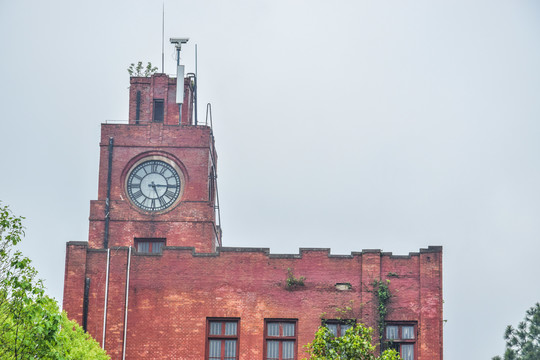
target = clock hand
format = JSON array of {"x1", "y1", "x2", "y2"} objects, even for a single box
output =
[{"x1": 149, "y1": 181, "x2": 160, "y2": 197}]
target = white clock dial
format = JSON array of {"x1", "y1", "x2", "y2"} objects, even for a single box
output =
[{"x1": 126, "y1": 160, "x2": 181, "y2": 212}]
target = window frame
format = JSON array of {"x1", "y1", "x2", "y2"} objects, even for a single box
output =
[
  {"x1": 134, "y1": 238, "x2": 166, "y2": 254},
  {"x1": 206, "y1": 318, "x2": 240, "y2": 360},
  {"x1": 322, "y1": 319, "x2": 355, "y2": 337},
  {"x1": 384, "y1": 322, "x2": 417, "y2": 360},
  {"x1": 263, "y1": 319, "x2": 298, "y2": 360}
]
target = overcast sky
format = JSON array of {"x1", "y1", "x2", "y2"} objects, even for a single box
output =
[{"x1": 1, "y1": 1, "x2": 540, "y2": 359}]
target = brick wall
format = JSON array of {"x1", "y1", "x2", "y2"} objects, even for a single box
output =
[
  {"x1": 64, "y1": 245, "x2": 442, "y2": 359},
  {"x1": 128, "y1": 75, "x2": 193, "y2": 126}
]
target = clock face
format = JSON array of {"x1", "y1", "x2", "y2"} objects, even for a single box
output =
[{"x1": 126, "y1": 159, "x2": 181, "y2": 212}]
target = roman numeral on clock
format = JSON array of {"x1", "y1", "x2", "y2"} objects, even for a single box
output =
[
  {"x1": 129, "y1": 182, "x2": 141, "y2": 190},
  {"x1": 158, "y1": 197, "x2": 165, "y2": 207},
  {"x1": 164, "y1": 190, "x2": 176, "y2": 200}
]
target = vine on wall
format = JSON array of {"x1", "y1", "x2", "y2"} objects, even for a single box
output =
[{"x1": 372, "y1": 279, "x2": 392, "y2": 345}]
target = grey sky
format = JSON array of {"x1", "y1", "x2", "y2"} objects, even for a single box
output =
[{"x1": 1, "y1": 1, "x2": 540, "y2": 359}]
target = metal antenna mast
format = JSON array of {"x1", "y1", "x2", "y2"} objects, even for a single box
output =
[
  {"x1": 161, "y1": 3, "x2": 165, "y2": 73},
  {"x1": 195, "y1": 44, "x2": 198, "y2": 125},
  {"x1": 170, "y1": 38, "x2": 189, "y2": 124}
]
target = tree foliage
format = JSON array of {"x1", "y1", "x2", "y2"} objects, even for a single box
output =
[
  {"x1": 304, "y1": 324, "x2": 401, "y2": 360},
  {"x1": 0, "y1": 203, "x2": 109, "y2": 359},
  {"x1": 51, "y1": 312, "x2": 110, "y2": 359},
  {"x1": 493, "y1": 303, "x2": 540, "y2": 360},
  {"x1": 127, "y1": 61, "x2": 158, "y2": 77}
]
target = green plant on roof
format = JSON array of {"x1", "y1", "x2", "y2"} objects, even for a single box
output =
[{"x1": 127, "y1": 61, "x2": 158, "y2": 77}]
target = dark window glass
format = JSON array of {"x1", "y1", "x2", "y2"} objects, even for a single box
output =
[
  {"x1": 209, "y1": 167, "x2": 215, "y2": 202},
  {"x1": 153, "y1": 99, "x2": 164, "y2": 122}
]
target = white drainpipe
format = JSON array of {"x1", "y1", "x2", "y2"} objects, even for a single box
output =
[
  {"x1": 122, "y1": 247, "x2": 132, "y2": 360},
  {"x1": 102, "y1": 248, "x2": 110, "y2": 349}
]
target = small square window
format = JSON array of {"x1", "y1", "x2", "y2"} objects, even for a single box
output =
[
  {"x1": 386, "y1": 325, "x2": 399, "y2": 340},
  {"x1": 401, "y1": 344, "x2": 414, "y2": 360},
  {"x1": 135, "y1": 238, "x2": 165, "y2": 254},
  {"x1": 402, "y1": 326, "x2": 415, "y2": 339}
]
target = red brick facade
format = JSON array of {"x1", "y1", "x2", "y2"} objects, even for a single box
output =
[{"x1": 63, "y1": 73, "x2": 443, "y2": 360}]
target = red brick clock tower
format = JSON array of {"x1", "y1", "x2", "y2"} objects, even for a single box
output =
[{"x1": 63, "y1": 50, "x2": 222, "y2": 357}]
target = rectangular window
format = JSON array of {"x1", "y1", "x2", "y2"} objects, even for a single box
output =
[
  {"x1": 207, "y1": 319, "x2": 239, "y2": 360},
  {"x1": 323, "y1": 320, "x2": 354, "y2": 337},
  {"x1": 384, "y1": 323, "x2": 416, "y2": 360},
  {"x1": 153, "y1": 99, "x2": 164, "y2": 122},
  {"x1": 135, "y1": 238, "x2": 165, "y2": 254},
  {"x1": 264, "y1": 320, "x2": 297, "y2": 360}
]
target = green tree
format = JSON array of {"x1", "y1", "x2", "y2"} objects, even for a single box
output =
[
  {"x1": 0, "y1": 203, "x2": 109, "y2": 359},
  {"x1": 50, "y1": 310, "x2": 110, "y2": 359},
  {"x1": 304, "y1": 324, "x2": 401, "y2": 360},
  {"x1": 493, "y1": 303, "x2": 540, "y2": 360}
]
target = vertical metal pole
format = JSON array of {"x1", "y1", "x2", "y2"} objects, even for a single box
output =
[
  {"x1": 102, "y1": 248, "x2": 110, "y2": 349},
  {"x1": 206, "y1": 103, "x2": 212, "y2": 127},
  {"x1": 161, "y1": 2, "x2": 165, "y2": 73},
  {"x1": 176, "y1": 47, "x2": 182, "y2": 125},
  {"x1": 104, "y1": 137, "x2": 114, "y2": 248},
  {"x1": 194, "y1": 44, "x2": 198, "y2": 126},
  {"x1": 122, "y1": 247, "x2": 132, "y2": 360},
  {"x1": 179, "y1": 104, "x2": 183, "y2": 125}
]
